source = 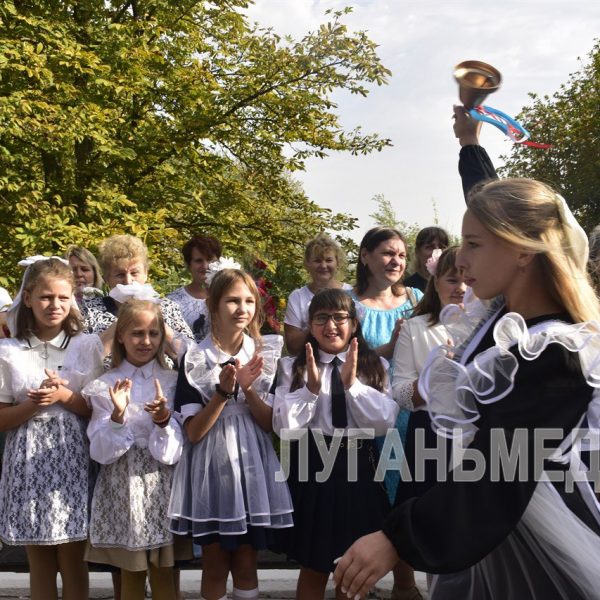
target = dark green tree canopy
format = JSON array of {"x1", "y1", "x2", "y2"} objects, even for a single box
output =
[
  {"x1": 0, "y1": 0, "x2": 391, "y2": 292},
  {"x1": 500, "y1": 40, "x2": 600, "y2": 232}
]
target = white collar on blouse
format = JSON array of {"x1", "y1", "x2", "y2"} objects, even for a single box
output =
[
  {"x1": 26, "y1": 330, "x2": 70, "y2": 350},
  {"x1": 120, "y1": 359, "x2": 156, "y2": 380},
  {"x1": 318, "y1": 349, "x2": 348, "y2": 365},
  {"x1": 204, "y1": 334, "x2": 255, "y2": 365}
]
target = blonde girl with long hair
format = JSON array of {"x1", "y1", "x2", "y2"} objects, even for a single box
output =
[
  {"x1": 169, "y1": 267, "x2": 293, "y2": 600},
  {"x1": 335, "y1": 178, "x2": 600, "y2": 599},
  {"x1": 0, "y1": 257, "x2": 104, "y2": 600}
]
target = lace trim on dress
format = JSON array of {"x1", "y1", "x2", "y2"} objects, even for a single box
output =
[
  {"x1": 185, "y1": 334, "x2": 284, "y2": 401},
  {"x1": 396, "y1": 381, "x2": 415, "y2": 411},
  {"x1": 418, "y1": 311, "x2": 600, "y2": 440}
]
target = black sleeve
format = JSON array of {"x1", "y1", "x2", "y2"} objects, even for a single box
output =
[
  {"x1": 382, "y1": 344, "x2": 592, "y2": 573},
  {"x1": 174, "y1": 351, "x2": 204, "y2": 413},
  {"x1": 459, "y1": 145, "x2": 499, "y2": 200}
]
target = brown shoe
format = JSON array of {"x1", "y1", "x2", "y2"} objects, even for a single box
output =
[{"x1": 390, "y1": 584, "x2": 424, "y2": 600}]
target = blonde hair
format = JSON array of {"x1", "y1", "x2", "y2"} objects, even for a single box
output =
[
  {"x1": 111, "y1": 299, "x2": 168, "y2": 369},
  {"x1": 15, "y1": 258, "x2": 82, "y2": 339},
  {"x1": 304, "y1": 233, "x2": 346, "y2": 273},
  {"x1": 468, "y1": 178, "x2": 600, "y2": 323},
  {"x1": 207, "y1": 269, "x2": 264, "y2": 342},
  {"x1": 588, "y1": 225, "x2": 600, "y2": 294},
  {"x1": 65, "y1": 245, "x2": 104, "y2": 289},
  {"x1": 98, "y1": 235, "x2": 149, "y2": 278}
]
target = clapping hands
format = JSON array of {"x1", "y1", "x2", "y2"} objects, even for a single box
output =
[
  {"x1": 28, "y1": 368, "x2": 71, "y2": 407},
  {"x1": 145, "y1": 379, "x2": 171, "y2": 425},
  {"x1": 305, "y1": 337, "x2": 358, "y2": 394},
  {"x1": 109, "y1": 378, "x2": 131, "y2": 424},
  {"x1": 217, "y1": 354, "x2": 264, "y2": 402}
]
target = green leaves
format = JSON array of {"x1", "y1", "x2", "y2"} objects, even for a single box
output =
[
  {"x1": 500, "y1": 40, "x2": 600, "y2": 232},
  {"x1": 0, "y1": 0, "x2": 389, "y2": 295}
]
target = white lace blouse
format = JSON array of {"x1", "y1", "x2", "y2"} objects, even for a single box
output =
[
  {"x1": 84, "y1": 359, "x2": 182, "y2": 466},
  {"x1": 0, "y1": 332, "x2": 104, "y2": 409},
  {"x1": 391, "y1": 314, "x2": 449, "y2": 411}
]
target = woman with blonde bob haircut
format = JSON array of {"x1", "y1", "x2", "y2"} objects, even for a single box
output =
[
  {"x1": 81, "y1": 234, "x2": 192, "y2": 352},
  {"x1": 335, "y1": 178, "x2": 600, "y2": 600},
  {"x1": 284, "y1": 233, "x2": 351, "y2": 356}
]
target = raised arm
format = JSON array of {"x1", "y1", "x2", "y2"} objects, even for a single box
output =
[{"x1": 453, "y1": 105, "x2": 499, "y2": 200}]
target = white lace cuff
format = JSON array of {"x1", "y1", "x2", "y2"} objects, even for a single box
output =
[{"x1": 395, "y1": 381, "x2": 415, "y2": 411}]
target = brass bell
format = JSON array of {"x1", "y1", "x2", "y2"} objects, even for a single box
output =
[{"x1": 453, "y1": 60, "x2": 502, "y2": 109}]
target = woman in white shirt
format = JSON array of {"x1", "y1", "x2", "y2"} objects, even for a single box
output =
[
  {"x1": 167, "y1": 235, "x2": 222, "y2": 342},
  {"x1": 284, "y1": 233, "x2": 352, "y2": 356}
]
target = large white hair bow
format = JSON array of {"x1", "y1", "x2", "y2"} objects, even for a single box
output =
[{"x1": 109, "y1": 282, "x2": 161, "y2": 304}]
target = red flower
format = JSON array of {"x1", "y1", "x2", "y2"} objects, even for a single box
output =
[{"x1": 254, "y1": 259, "x2": 268, "y2": 271}]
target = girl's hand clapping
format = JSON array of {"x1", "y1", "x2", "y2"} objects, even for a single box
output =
[
  {"x1": 305, "y1": 342, "x2": 321, "y2": 395},
  {"x1": 341, "y1": 337, "x2": 358, "y2": 390},
  {"x1": 28, "y1": 368, "x2": 72, "y2": 407},
  {"x1": 109, "y1": 378, "x2": 132, "y2": 424},
  {"x1": 217, "y1": 362, "x2": 236, "y2": 402},
  {"x1": 39, "y1": 368, "x2": 70, "y2": 390},
  {"x1": 145, "y1": 379, "x2": 171, "y2": 425},
  {"x1": 235, "y1": 354, "x2": 264, "y2": 393}
]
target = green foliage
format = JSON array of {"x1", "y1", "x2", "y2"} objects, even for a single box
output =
[
  {"x1": 0, "y1": 0, "x2": 390, "y2": 296},
  {"x1": 499, "y1": 40, "x2": 600, "y2": 232},
  {"x1": 369, "y1": 193, "x2": 422, "y2": 253}
]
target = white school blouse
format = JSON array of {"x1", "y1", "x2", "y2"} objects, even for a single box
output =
[
  {"x1": 0, "y1": 331, "x2": 104, "y2": 407},
  {"x1": 272, "y1": 349, "x2": 399, "y2": 437},
  {"x1": 391, "y1": 314, "x2": 449, "y2": 411},
  {"x1": 84, "y1": 359, "x2": 182, "y2": 466}
]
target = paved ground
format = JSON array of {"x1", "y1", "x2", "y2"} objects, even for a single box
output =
[{"x1": 0, "y1": 570, "x2": 429, "y2": 599}]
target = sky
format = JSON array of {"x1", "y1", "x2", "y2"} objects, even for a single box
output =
[{"x1": 245, "y1": 0, "x2": 600, "y2": 241}]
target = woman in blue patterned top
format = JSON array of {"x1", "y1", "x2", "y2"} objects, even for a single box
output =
[{"x1": 351, "y1": 226, "x2": 423, "y2": 600}]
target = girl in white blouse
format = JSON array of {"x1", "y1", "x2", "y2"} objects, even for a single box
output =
[
  {"x1": 272, "y1": 288, "x2": 399, "y2": 600},
  {"x1": 392, "y1": 247, "x2": 466, "y2": 505},
  {"x1": 168, "y1": 268, "x2": 292, "y2": 600},
  {"x1": 84, "y1": 299, "x2": 183, "y2": 600},
  {"x1": 0, "y1": 257, "x2": 104, "y2": 600}
]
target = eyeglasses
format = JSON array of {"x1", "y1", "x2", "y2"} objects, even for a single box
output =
[{"x1": 312, "y1": 313, "x2": 351, "y2": 326}]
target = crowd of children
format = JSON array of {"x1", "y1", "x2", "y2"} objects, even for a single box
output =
[{"x1": 1, "y1": 109, "x2": 600, "y2": 600}]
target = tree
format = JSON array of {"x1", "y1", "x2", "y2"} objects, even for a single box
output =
[
  {"x1": 369, "y1": 192, "x2": 423, "y2": 252},
  {"x1": 0, "y1": 0, "x2": 391, "y2": 293},
  {"x1": 500, "y1": 40, "x2": 600, "y2": 231}
]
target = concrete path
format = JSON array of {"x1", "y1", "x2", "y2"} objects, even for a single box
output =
[{"x1": 0, "y1": 570, "x2": 429, "y2": 599}]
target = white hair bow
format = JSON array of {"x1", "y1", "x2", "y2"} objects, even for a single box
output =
[
  {"x1": 18, "y1": 255, "x2": 69, "y2": 268},
  {"x1": 109, "y1": 282, "x2": 161, "y2": 304},
  {"x1": 205, "y1": 256, "x2": 241, "y2": 285}
]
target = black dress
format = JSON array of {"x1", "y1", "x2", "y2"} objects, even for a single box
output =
[
  {"x1": 396, "y1": 144, "x2": 499, "y2": 504},
  {"x1": 382, "y1": 308, "x2": 600, "y2": 599}
]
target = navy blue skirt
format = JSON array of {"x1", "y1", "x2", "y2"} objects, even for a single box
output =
[{"x1": 275, "y1": 431, "x2": 390, "y2": 573}]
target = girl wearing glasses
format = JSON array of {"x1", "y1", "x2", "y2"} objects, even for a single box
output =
[{"x1": 272, "y1": 288, "x2": 399, "y2": 600}]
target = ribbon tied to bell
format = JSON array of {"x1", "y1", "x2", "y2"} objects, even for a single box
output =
[{"x1": 454, "y1": 60, "x2": 552, "y2": 149}]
